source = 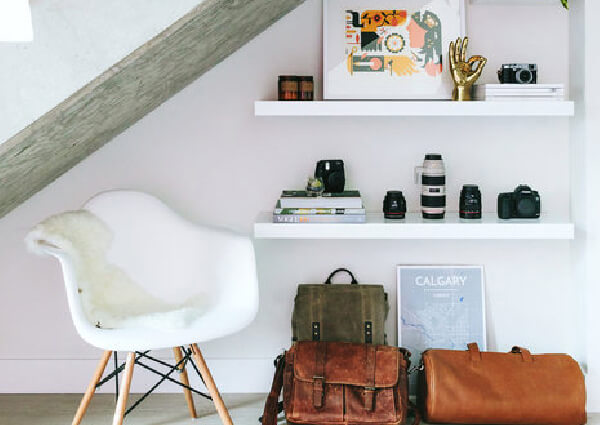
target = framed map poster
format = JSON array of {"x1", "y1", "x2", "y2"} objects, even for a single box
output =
[
  {"x1": 323, "y1": 0, "x2": 466, "y2": 99},
  {"x1": 397, "y1": 265, "x2": 486, "y2": 391}
]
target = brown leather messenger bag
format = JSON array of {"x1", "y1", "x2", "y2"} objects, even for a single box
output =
[
  {"x1": 262, "y1": 341, "x2": 419, "y2": 425},
  {"x1": 418, "y1": 343, "x2": 587, "y2": 425}
]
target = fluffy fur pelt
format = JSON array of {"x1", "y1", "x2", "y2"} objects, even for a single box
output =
[{"x1": 26, "y1": 210, "x2": 205, "y2": 330}]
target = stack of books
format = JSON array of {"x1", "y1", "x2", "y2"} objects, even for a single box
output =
[
  {"x1": 473, "y1": 84, "x2": 565, "y2": 101},
  {"x1": 273, "y1": 190, "x2": 366, "y2": 223}
]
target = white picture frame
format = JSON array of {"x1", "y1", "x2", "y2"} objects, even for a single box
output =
[
  {"x1": 397, "y1": 264, "x2": 486, "y2": 393},
  {"x1": 397, "y1": 265, "x2": 486, "y2": 350},
  {"x1": 323, "y1": 0, "x2": 466, "y2": 100}
]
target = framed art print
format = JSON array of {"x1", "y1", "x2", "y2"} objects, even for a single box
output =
[
  {"x1": 323, "y1": 0, "x2": 466, "y2": 99},
  {"x1": 397, "y1": 265, "x2": 486, "y2": 393}
]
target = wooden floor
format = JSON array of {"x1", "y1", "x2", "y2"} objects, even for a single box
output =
[
  {"x1": 0, "y1": 393, "x2": 597, "y2": 425},
  {"x1": 0, "y1": 393, "x2": 265, "y2": 425}
]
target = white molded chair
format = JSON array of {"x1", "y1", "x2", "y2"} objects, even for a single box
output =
[{"x1": 26, "y1": 190, "x2": 259, "y2": 425}]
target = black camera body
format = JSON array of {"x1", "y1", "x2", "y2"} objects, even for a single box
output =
[
  {"x1": 498, "y1": 63, "x2": 538, "y2": 84},
  {"x1": 498, "y1": 185, "x2": 541, "y2": 219},
  {"x1": 383, "y1": 191, "x2": 407, "y2": 219},
  {"x1": 315, "y1": 160, "x2": 345, "y2": 193}
]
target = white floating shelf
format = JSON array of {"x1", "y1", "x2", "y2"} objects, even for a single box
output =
[
  {"x1": 254, "y1": 101, "x2": 574, "y2": 117},
  {"x1": 254, "y1": 213, "x2": 574, "y2": 240},
  {"x1": 470, "y1": 0, "x2": 558, "y2": 4}
]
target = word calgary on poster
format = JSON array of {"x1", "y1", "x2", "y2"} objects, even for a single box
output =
[{"x1": 414, "y1": 273, "x2": 467, "y2": 286}]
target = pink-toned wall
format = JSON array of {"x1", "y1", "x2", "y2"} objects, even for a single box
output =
[{"x1": 0, "y1": 0, "x2": 584, "y2": 402}]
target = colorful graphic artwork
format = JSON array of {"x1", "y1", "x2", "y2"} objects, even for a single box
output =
[
  {"x1": 345, "y1": 8, "x2": 443, "y2": 78},
  {"x1": 324, "y1": 0, "x2": 463, "y2": 99}
]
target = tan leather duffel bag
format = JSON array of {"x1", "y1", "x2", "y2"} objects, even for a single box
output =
[
  {"x1": 262, "y1": 341, "x2": 418, "y2": 425},
  {"x1": 418, "y1": 343, "x2": 586, "y2": 425}
]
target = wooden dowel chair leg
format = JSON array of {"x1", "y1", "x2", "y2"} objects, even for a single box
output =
[
  {"x1": 112, "y1": 352, "x2": 135, "y2": 425},
  {"x1": 190, "y1": 343, "x2": 234, "y2": 425},
  {"x1": 72, "y1": 350, "x2": 113, "y2": 425},
  {"x1": 173, "y1": 346, "x2": 197, "y2": 418}
]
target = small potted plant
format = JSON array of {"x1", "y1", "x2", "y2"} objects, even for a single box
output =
[{"x1": 561, "y1": 0, "x2": 569, "y2": 9}]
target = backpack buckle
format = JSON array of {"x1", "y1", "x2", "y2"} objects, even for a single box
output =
[{"x1": 312, "y1": 376, "x2": 325, "y2": 408}]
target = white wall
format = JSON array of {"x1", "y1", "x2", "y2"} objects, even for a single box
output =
[
  {"x1": 0, "y1": 0, "x2": 203, "y2": 143},
  {"x1": 0, "y1": 0, "x2": 582, "y2": 399},
  {"x1": 570, "y1": 0, "x2": 600, "y2": 409}
]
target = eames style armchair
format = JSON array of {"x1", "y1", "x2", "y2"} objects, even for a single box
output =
[{"x1": 26, "y1": 190, "x2": 259, "y2": 425}]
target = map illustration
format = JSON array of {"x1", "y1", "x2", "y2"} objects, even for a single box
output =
[{"x1": 398, "y1": 266, "x2": 486, "y2": 392}]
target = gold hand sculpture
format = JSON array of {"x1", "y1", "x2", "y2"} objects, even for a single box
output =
[{"x1": 449, "y1": 37, "x2": 487, "y2": 101}]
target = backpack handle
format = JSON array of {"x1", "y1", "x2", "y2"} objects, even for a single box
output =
[{"x1": 324, "y1": 268, "x2": 358, "y2": 285}]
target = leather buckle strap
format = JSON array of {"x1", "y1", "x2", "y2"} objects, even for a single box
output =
[
  {"x1": 364, "y1": 387, "x2": 376, "y2": 412},
  {"x1": 364, "y1": 345, "x2": 376, "y2": 411},
  {"x1": 312, "y1": 376, "x2": 324, "y2": 408},
  {"x1": 313, "y1": 343, "x2": 327, "y2": 408}
]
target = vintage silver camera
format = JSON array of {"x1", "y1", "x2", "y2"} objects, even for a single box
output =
[{"x1": 498, "y1": 63, "x2": 538, "y2": 84}]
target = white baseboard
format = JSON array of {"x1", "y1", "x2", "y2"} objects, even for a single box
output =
[
  {"x1": 0, "y1": 357, "x2": 274, "y2": 394},
  {"x1": 3, "y1": 357, "x2": 600, "y2": 413}
]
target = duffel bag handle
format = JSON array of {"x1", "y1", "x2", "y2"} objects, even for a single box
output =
[
  {"x1": 511, "y1": 346, "x2": 533, "y2": 362},
  {"x1": 324, "y1": 268, "x2": 358, "y2": 285}
]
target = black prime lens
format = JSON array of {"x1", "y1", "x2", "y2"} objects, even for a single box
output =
[
  {"x1": 383, "y1": 191, "x2": 407, "y2": 219},
  {"x1": 460, "y1": 184, "x2": 482, "y2": 219}
]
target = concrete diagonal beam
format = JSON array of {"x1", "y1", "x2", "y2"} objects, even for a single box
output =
[{"x1": 0, "y1": 0, "x2": 305, "y2": 218}]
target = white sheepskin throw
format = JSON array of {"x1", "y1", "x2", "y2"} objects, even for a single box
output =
[{"x1": 26, "y1": 210, "x2": 205, "y2": 330}]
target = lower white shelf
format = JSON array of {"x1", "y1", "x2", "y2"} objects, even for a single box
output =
[{"x1": 254, "y1": 213, "x2": 575, "y2": 240}]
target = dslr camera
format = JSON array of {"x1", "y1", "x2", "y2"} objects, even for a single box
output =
[
  {"x1": 315, "y1": 160, "x2": 345, "y2": 193},
  {"x1": 498, "y1": 63, "x2": 538, "y2": 84},
  {"x1": 497, "y1": 185, "x2": 541, "y2": 219}
]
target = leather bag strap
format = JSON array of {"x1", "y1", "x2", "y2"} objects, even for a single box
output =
[
  {"x1": 261, "y1": 354, "x2": 285, "y2": 425},
  {"x1": 324, "y1": 268, "x2": 358, "y2": 285},
  {"x1": 408, "y1": 399, "x2": 421, "y2": 425},
  {"x1": 364, "y1": 345, "x2": 377, "y2": 411},
  {"x1": 468, "y1": 342, "x2": 482, "y2": 362},
  {"x1": 511, "y1": 346, "x2": 533, "y2": 362},
  {"x1": 313, "y1": 343, "x2": 327, "y2": 408}
]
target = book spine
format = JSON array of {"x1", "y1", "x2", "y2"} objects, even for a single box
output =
[
  {"x1": 274, "y1": 208, "x2": 366, "y2": 215},
  {"x1": 279, "y1": 199, "x2": 364, "y2": 209},
  {"x1": 273, "y1": 214, "x2": 367, "y2": 223}
]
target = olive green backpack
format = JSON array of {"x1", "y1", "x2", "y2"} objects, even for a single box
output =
[{"x1": 291, "y1": 268, "x2": 389, "y2": 345}]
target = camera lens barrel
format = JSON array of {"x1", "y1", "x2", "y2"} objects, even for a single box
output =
[
  {"x1": 416, "y1": 153, "x2": 446, "y2": 219},
  {"x1": 516, "y1": 69, "x2": 532, "y2": 84},
  {"x1": 460, "y1": 184, "x2": 482, "y2": 219}
]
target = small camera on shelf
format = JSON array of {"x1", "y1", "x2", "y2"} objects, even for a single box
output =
[
  {"x1": 383, "y1": 191, "x2": 407, "y2": 219},
  {"x1": 498, "y1": 63, "x2": 538, "y2": 84},
  {"x1": 497, "y1": 185, "x2": 541, "y2": 219},
  {"x1": 315, "y1": 160, "x2": 345, "y2": 193},
  {"x1": 459, "y1": 185, "x2": 482, "y2": 219}
]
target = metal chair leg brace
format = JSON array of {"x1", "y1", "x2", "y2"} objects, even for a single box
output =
[{"x1": 93, "y1": 347, "x2": 211, "y2": 417}]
